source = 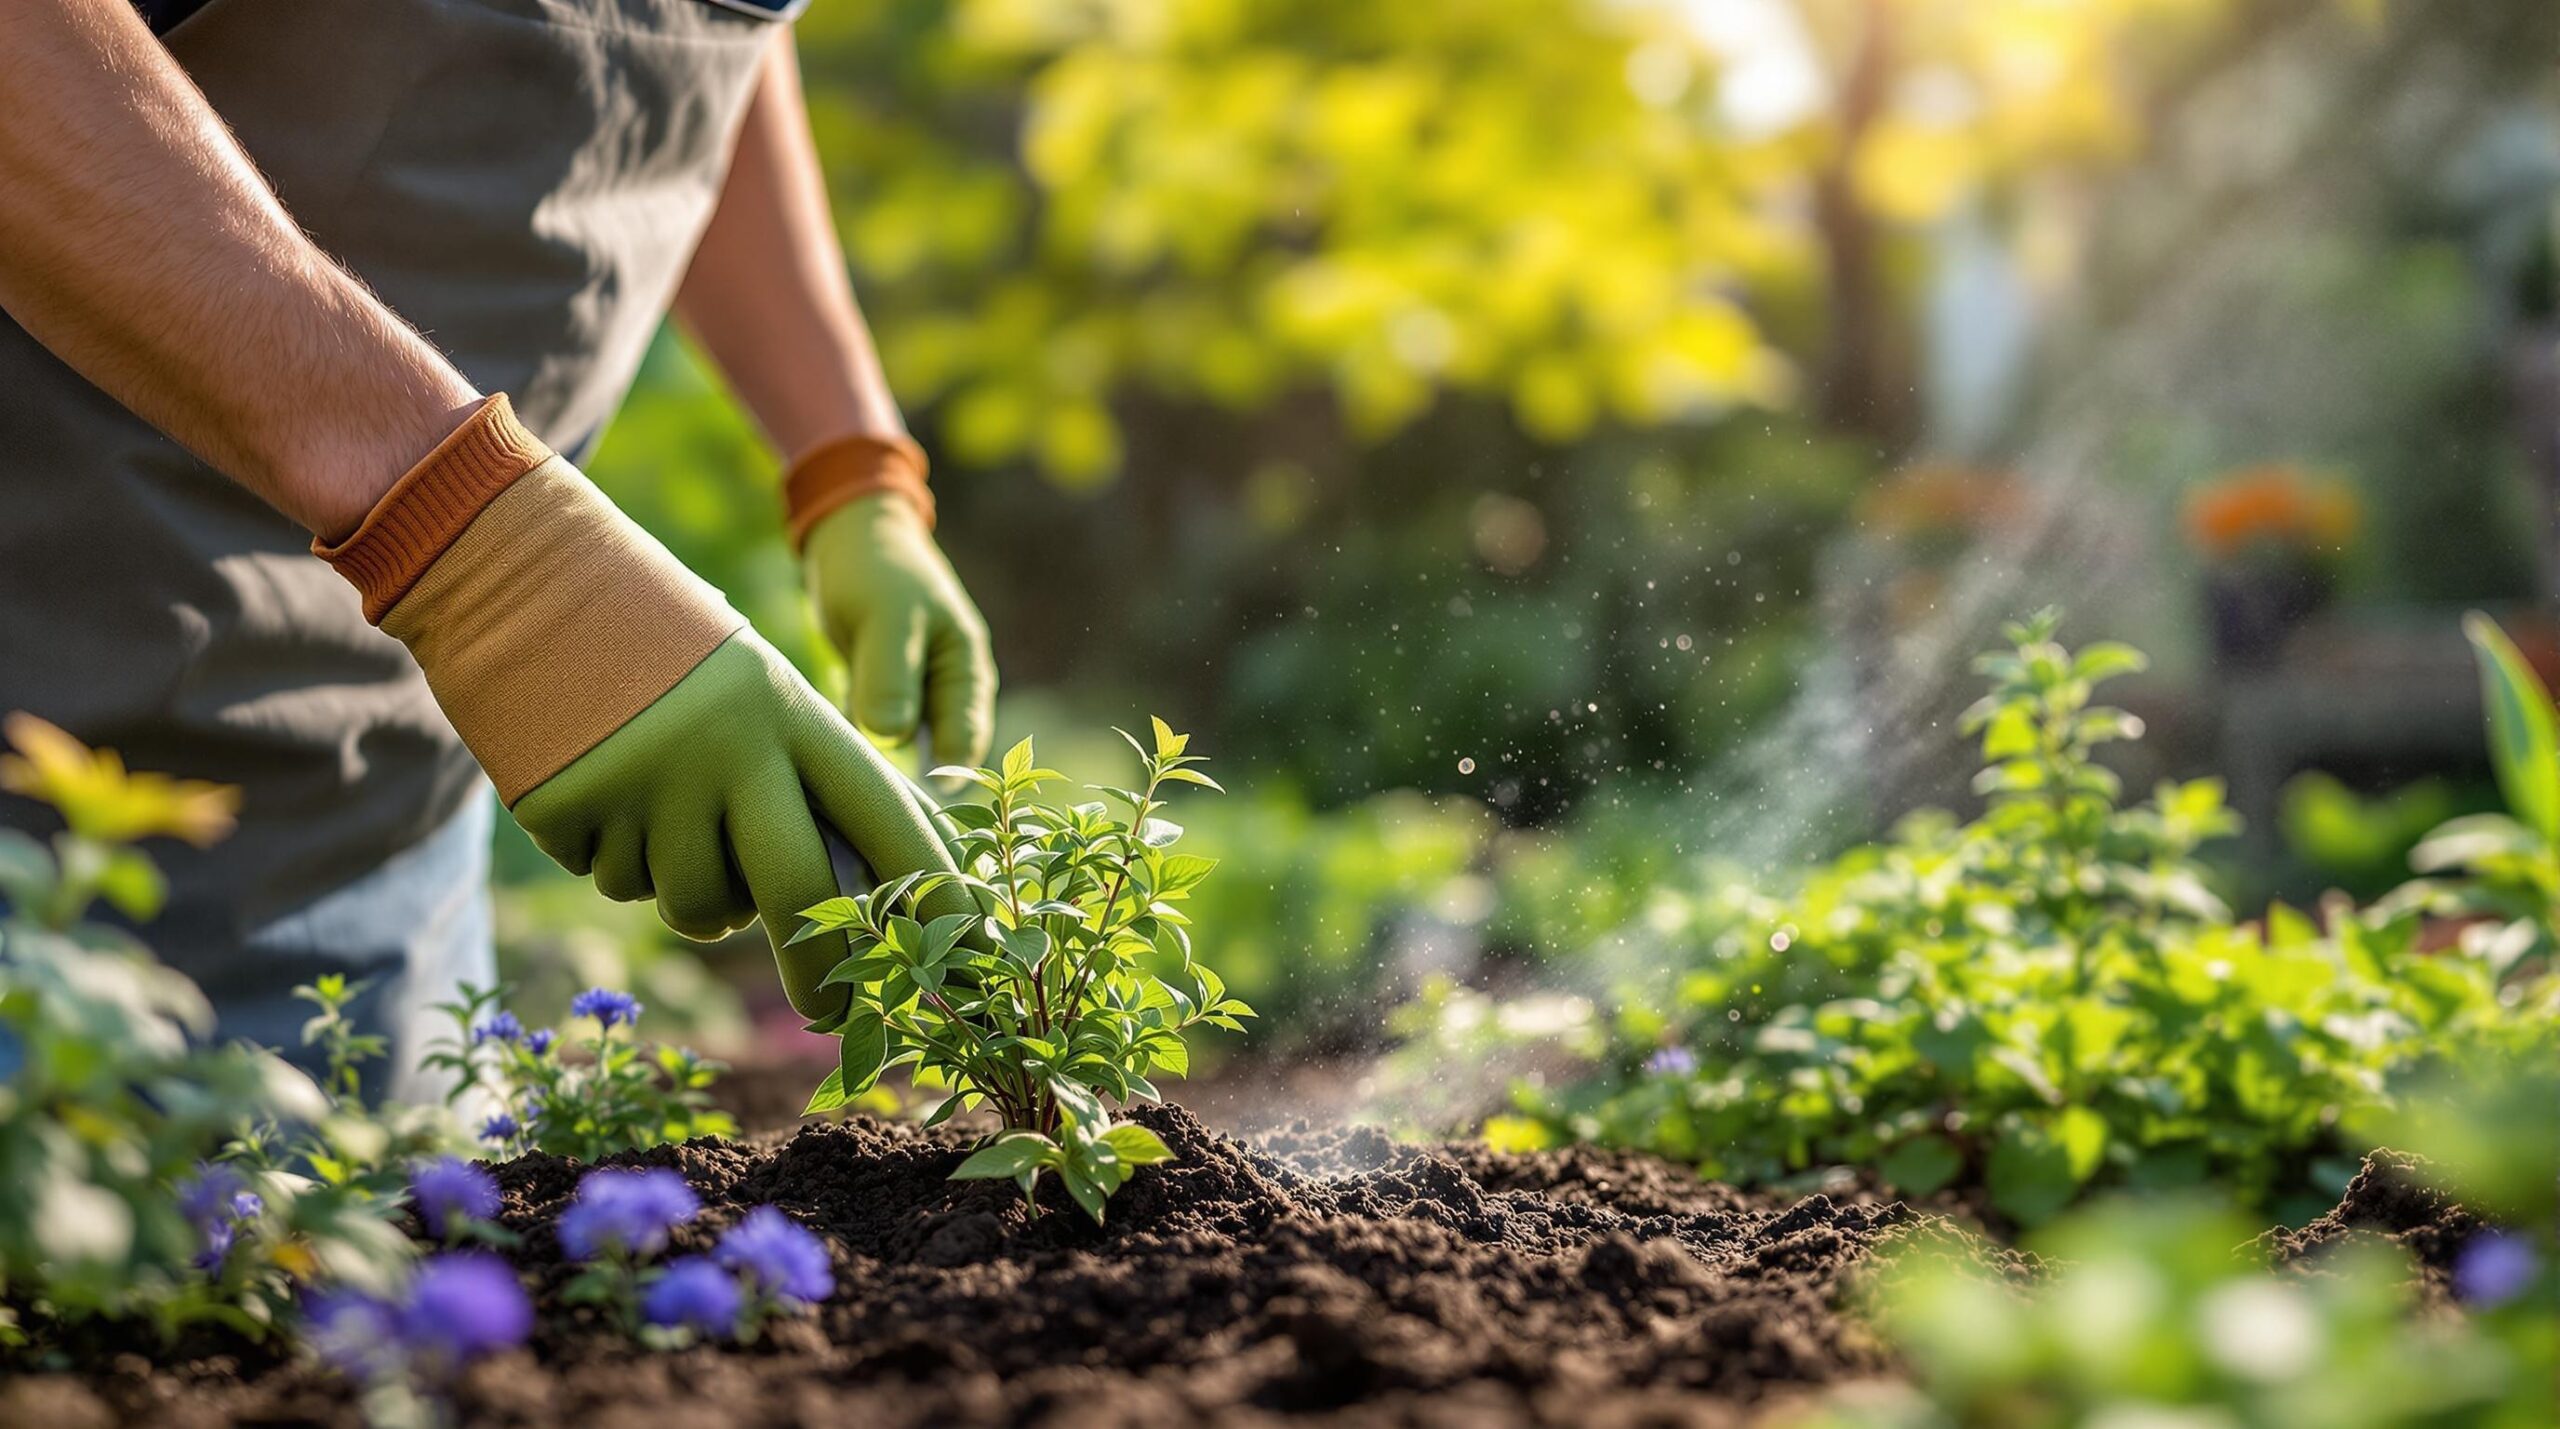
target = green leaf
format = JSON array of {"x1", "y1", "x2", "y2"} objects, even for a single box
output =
[
  {"x1": 1058, "y1": 1167, "x2": 1109, "y2": 1225},
  {"x1": 1986, "y1": 1123, "x2": 2078, "y2": 1225},
  {"x1": 2071, "y1": 641, "x2": 2149, "y2": 684},
  {"x1": 803, "y1": 1068, "x2": 848, "y2": 1115},
  {"x1": 2463, "y1": 612, "x2": 2560, "y2": 848},
  {"x1": 93, "y1": 848, "x2": 166, "y2": 921},
  {"x1": 839, "y1": 1010, "x2": 889, "y2": 1093},
  {"x1": 952, "y1": 1131, "x2": 1058, "y2": 1180},
  {"x1": 921, "y1": 912, "x2": 976, "y2": 967},
  {"x1": 790, "y1": 896, "x2": 866, "y2": 942},
  {"x1": 1155, "y1": 768, "x2": 1224, "y2": 791},
  {"x1": 1878, "y1": 1134, "x2": 1964, "y2": 1196},
  {"x1": 1098, "y1": 1123, "x2": 1175, "y2": 1166}
]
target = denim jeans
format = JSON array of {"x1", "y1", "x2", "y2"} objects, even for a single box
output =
[{"x1": 215, "y1": 785, "x2": 496, "y2": 1105}]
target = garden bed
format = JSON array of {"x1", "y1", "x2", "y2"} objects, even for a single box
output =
[
  {"x1": 14, "y1": 1105, "x2": 1928, "y2": 1427},
  {"x1": 7, "y1": 1106, "x2": 2478, "y2": 1429}
]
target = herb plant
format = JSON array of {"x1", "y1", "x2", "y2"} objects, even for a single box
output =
[
  {"x1": 796, "y1": 721, "x2": 1254, "y2": 1223},
  {"x1": 425, "y1": 982, "x2": 734, "y2": 1162},
  {"x1": 1402, "y1": 614, "x2": 2560, "y2": 1224}
]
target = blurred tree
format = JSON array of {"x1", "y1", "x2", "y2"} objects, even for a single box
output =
[{"x1": 794, "y1": 0, "x2": 1802, "y2": 485}]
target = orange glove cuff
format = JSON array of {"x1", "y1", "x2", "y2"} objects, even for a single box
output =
[
  {"x1": 312, "y1": 393, "x2": 552, "y2": 621},
  {"x1": 783, "y1": 432, "x2": 934, "y2": 549}
]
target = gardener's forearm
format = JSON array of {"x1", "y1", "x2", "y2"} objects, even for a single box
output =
[
  {"x1": 0, "y1": 0, "x2": 480, "y2": 539},
  {"x1": 676, "y1": 34, "x2": 907, "y2": 460}
]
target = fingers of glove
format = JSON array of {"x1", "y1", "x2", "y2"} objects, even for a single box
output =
[
  {"x1": 648, "y1": 814, "x2": 754, "y2": 943},
  {"x1": 792, "y1": 708, "x2": 974, "y2": 927},
  {"x1": 518, "y1": 810, "x2": 601, "y2": 879},
  {"x1": 925, "y1": 606, "x2": 998, "y2": 769},
  {"x1": 726, "y1": 773, "x2": 853, "y2": 1018},
  {"x1": 591, "y1": 819, "x2": 653, "y2": 904},
  {"x1": 848, "y1": 600, "x2": 929, "y2": 746}
]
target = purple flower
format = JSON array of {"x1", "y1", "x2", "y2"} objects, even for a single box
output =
[
  {"x1": 194, "y1": 1219, "x2": 237, "y2": 1273},
  {"x1": 303, "y1": 1288, "x2": 404, "y2": 1381},
  {"x1": 471, "y1": 1010, "x2": 525, "y2": 1046},
  {"x1": 524, "y1": 1028, "x2": 556, "y2": 1057},
  {"x1": 557, "y1": 1167, "x2": 698, "y2": 1261},
  {"x1": 569, "y1": 988, "x2": 642, "y2": 1031},
  {"x1": 398, "y1": 1252, "x2": 532, "y2": 1370},
  {"x1": 641, "y1": 1256, "x2": 740, "y2": 1337},
  {"x1": 2454, "y1": 1232, "x2": 2540, "y2": 1308},
  {"x1": 714, "y1": 1206, "x2": 833, "y2": 1305},
  {"x1": 176, "y1": 1163, "x2": 247, "y2": 1228},
  {"x1": 178, "y1": 1166, "x2": 261, "y2": 1271},
  {"x1": 1645, "y1": 1045, "x2": 1698, "y2": 1077},
  {"x1": 409, "y1": 1158, "x2": 501, "y2": 1238},
  {"x1": 479, "y1": 1112, "x2": 520, "y2": 1144}
]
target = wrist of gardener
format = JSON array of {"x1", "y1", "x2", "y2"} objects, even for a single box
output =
[
  {"x1": 312, "y1": 393, "x2": 746, "y2": 804},
  {"x1": 783, "y1": 429, "x2": 933, "y2": 550}
]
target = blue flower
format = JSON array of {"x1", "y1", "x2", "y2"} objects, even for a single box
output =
[
  {"x1": 714, "y1": 1206, "x2": 833, "y2": 1306},
  {"x1": 176, "y1": 1163, "x2": 247, "y2": 1228},
  {"x1": 557, "y1": 1167, "x2": 698, "y2": 1260},
  {"x1": 1645, "y1": 1045, "x2": 1698, "y2": 1077},
  {"x1": 569, "y1": 987, "x2": 642, "y2": 1031},
  {"x1": 471, "y1": 1011, "x2": 525, "y2": 1046},
  {"x1": 303, "y1": 1288, "x2": 404, "y2": 1381},
  {"x1": 194, "y1": 1218, "x2": 237, "y2": 1273},
  {"x1": 524, "y1": 1028, "x2": 556, "y2": 1057},
  {"x1": 2454, "y1": 1231, "x2": 2540, "y2": 1307},
  {"x1": 409, "y1": 1157, "x2": 501, "y2": 1238},
  {"x1": 641, "y1": 1256, "x2": 740, "y2": 1337},
  {"x1": 178, "y1": 1165, "x2": 260, "y2": 1271},
  {"x1": 479, "y1": 1112, "x2": 521, "y2": 1144},
  {"x1": 398, "y1": 1252, "x2": 532, "y2": 1370}
]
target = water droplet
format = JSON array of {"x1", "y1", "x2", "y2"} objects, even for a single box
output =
[{"x1": 1457, "y1": 757, "x2": 1477, "y2": 774}]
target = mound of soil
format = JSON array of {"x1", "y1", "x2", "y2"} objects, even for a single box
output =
[
  {"x1": 2256, "y1": 1149, "x2": 2488, "y2": 1303},
  {"x1": 30, "y1": 1107, "x2": 1934, "y2": 1428}
]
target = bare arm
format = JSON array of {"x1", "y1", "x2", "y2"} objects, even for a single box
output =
[
  {"x1": 0, "y1": 0, "x2": 480, "y2": 539},
  {"x1": 675, "y1": 33, "x2": 907, "y2": 459}
]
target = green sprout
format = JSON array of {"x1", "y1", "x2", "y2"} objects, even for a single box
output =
[{"x1": 796, "y1": 719, "x2": 1253, "y2": 1223}]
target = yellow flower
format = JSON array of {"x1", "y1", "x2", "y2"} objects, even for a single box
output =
[{"x1": 0, "y1": 713, "x2": 239, "y2": 847}]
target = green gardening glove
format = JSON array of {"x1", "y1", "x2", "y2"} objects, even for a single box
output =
[
  {"x1": 315, "y1": 395, "x2": 973, "y2": 1016},
  {"x1": 786, "y1": 436, "x2": 996, "y2": 768}
]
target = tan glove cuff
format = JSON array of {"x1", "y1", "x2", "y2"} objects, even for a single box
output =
[
  {"x1": 313, "y1": 393, "x2": 552, "y2": 621},
  {"x1": 783, "y1": 432, "x2": 934, "y2": 549}
]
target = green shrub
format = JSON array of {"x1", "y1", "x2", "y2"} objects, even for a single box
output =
[
  {"x1": 0, "y1": 717, "x2": 416, "y2": 1346},
  {"x1": 796, "y1": 721, "x2": 1252, "y2": 1222},
  {"x1": 1407, "y1": 613, "x2": 2557, "y2": 1224}
]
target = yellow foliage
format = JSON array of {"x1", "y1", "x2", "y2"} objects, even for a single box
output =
[{"x1": 0, "y1": 714, "x2": 238, "y2": 847}]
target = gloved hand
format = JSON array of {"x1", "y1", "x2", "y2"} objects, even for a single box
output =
[
  {"x1": 316, "y1": 395, "x2": 972, "y2": 1016},
  {"x1": 785, "y1": 434, "x2": 996, "y2": 769}
]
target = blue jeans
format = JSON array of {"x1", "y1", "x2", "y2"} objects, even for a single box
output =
[{"x1": 213, "y1": 785, "x2": 496, "y2": 1105}]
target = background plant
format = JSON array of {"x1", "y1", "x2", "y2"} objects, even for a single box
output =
[
  {"x1": 0, "y1": 716, "x2": 415, "y2": 1346},
  {"x1": 797, "y1": 721, "x2": 1252, "y2": 1222},
  {"x1": 1392, "y1": 615, "x2": 2560, "y2": 1225},
  {"x1": 426, "y1": 983, "x2": 734, "y2": 1163}
]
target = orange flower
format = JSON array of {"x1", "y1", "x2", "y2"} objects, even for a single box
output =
[
  {"x1": 2183, "y1": 464, "x2": 2360, "y2": 562},
  {"x1": 0, "y1": 713, "x2": 239, "y2": 846}
]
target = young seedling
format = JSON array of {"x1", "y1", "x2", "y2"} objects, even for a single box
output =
[{"x1": 795, "y1": 719, "x2": 1255, "y2": 1223}]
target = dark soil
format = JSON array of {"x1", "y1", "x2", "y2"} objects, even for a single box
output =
[
  {"x1": 16, "y1": 1107, "x2": 1936, "y2": 1428},
  {"x1": 2255, "y1": 1148, "x2": 2489, "y2": 1304},
  {"x1": 4, "y1": 1110, "x2": 2482, "y2": 1429}
]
